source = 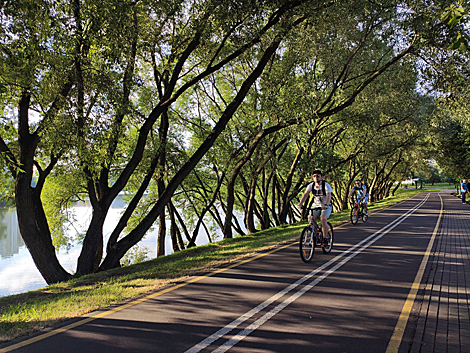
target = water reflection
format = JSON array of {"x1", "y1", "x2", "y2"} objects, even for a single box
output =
[
  {"x1": 0, "y1": 208, "x2": 49, "y2": 297},
  {"x1": 0, "y1": 201, "x2": 216, "y2": 297},
  {"x1": 0, "y1": 209, "x2": 23, "y2": 259}
]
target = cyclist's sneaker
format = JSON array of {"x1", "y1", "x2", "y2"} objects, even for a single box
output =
[
  {"x1": 366, "y1": 212, "x2": 369, "y2": 215},
  {"x1": 322, "y1": 239, "x2": 328, "y2": 247}
]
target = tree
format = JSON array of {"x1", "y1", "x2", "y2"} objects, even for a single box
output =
[
  {"x1": 441, "y1": 0, "x2": 470, "y2": 51},
  {"x1": 0, "y1": 0, "x2": 453, "y2": 285},
  {"x1": 431, "y1": 113, "x2": 470, "y2": 179},
  {"x1": 0, "y1": 0, "x2": 333, "y2": 283}
]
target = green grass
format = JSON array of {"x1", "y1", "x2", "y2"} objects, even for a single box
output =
[
  {"x1": 423, "y1": 182, "x2": 458, "y2": 190},
  {"x1": 0, "y1": 188, "x2": 429, "y2": 342}
]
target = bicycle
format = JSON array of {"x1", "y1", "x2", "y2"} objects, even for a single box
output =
[
  {"x1": 350, "y1": 197, "x2": 368, "y2": 225},
  {"x1": 299, "y1": 207, "x2": 334, "y2": 263}
]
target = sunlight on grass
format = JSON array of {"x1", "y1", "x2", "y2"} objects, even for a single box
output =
[{"x1": 0, "y1": 188, "x2": 430, "y2": 342}]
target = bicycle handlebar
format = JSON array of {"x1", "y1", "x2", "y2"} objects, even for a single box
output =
[
  {"x1": 301, "y1": 206, "x2": 323, "y2": 211},
  {"x1": 350, "y1": 197, "x2": 363, "y2": 203}
]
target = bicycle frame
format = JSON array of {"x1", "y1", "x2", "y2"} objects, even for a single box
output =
[
  {"x1": 350, "y1": 198, "x2": 367, "y2": 224},
  {"x1": 309, "y1": 208, "x2": 322, "y2": 233},
  {"x1": 299, "y1": 206, "x2": 334, "y2": 262},
  {"x1": 352, "y1": 197, "x2": 363, "y2": 208}
]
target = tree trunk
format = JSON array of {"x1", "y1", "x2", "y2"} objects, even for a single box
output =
[
  {"x1": 391, "y1": 180, "x2": 401, "y2": 196},
  {"x1": 157, "y1": 211, "x2": 166, "y2": 257},
  {"x1": 77, "y1": 210, "x2": 106, "y2": 274},
  {"x1": 100, "y1": 38, "x2": 283, "y2": 270},
  {"x1": 168, "y1": 205, "x2": 180, "y2": 253},
  {"x1": 245, "y1": 178, "x2": 258, "y2": 234},
  {"x1": 188, "y1": 170, "x2": 225, "y2": 247},
  {"x1": 260, "y1": 169, "x2": 272, "y2": 230},
  {"x1": 16, "y1": 182, "x2": 72, "y2": 284},
  {"x1": 278, "y1": 145, "x2": 303, "y2": 224},
  {"x1": 170, "y1": 201, "x2": 191, "y2": 242},
  {"x1": 271, "y1": 176, "x2": 280, "y2": 226},
  {"x1": 244, "y1": 139, "x2": 285, "y2": 232},
  {"x1": 15, "y1": 92, "x2": 72, "y2": 284}
]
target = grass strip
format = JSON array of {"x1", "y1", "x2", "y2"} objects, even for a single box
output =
[
  {"x1": 424, "y1": 182, "x2": 457, "y2": 190},
  {"x1": 0, "y1": 188, "x2": 432, "y2": 342}
]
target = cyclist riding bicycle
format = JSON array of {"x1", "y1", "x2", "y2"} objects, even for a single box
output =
[
  {"x1": 349, "y1": 180, "x2": 369, "y2": 215},
  {"x1": 297, "y1": 170, "x2": 333, "y2": 246}
]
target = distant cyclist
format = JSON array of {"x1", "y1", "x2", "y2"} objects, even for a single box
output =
[
  {"x1": 297, "y1": 170, "x2": 333, "y2": 245},
  {"x1": 349, "y1": 180, "x2": 369, "y2": 215}
]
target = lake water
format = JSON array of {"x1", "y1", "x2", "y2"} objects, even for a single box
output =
[{"x1": 0, "y1": 199, "x2": 217, "y2": 297}]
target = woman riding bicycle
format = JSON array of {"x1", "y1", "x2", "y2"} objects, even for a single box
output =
[
  {"x1": 297, "y1": 170, "x2": 333, "y2": 245},
  {"x1": 349, "y1": 180, "x2": 369, "y2": 216}
]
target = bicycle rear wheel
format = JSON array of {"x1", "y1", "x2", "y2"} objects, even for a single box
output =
[
  {"x1": 350, "y1": 205, "x2": 359, "y2": 225},
  {"x1": 361, "y1": 204, "x2": 368, "y2": 222},
  {"x1": 299, "y1": 226, "x2": 315, "y2": 262},
  {"x1": 321, "y1": 222, "x2": 334, "y2": 254}
]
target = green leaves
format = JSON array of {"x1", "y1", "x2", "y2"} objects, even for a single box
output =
[
  {"x1": 441, "y1": 4, "x2": 467, "y2": 28},
  {"x1": 431, "y1": 97, "x2": 470, "y2": 179},
  {"x1": 449, "y1": 31, "x2": 469, "y2": 51},
  {"x1": 441, "y1": 2, "x2": 470, "y2": 51}
]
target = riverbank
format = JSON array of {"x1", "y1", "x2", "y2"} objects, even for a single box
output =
[{"x1": 0, "y1": 188, "x2": 432, "y2": 342}]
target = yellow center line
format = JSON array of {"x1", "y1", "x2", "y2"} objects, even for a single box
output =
[
  {"x1": 0, "y1": 242, "x2": 295, "y2": 352},
  {"x1": 2, "y1": 217, "x2": 353, "y2": 352},
  {"x1": 385, "y1": 193, "x2": 443, "y2": 353}
]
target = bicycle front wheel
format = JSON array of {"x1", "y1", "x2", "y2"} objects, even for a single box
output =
[
  {"x1": 350, "y1": 206, "x2": 359, "y2": 225},
  {"x1": 299, "y1": 226, "x2": 315, "y2": 263},
  {"x1": 322, "y1": 222, "x2": 334, "y2": 254}
]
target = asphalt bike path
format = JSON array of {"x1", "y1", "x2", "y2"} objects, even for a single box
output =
[{"x1": 2, "y1": 192, "x2": 464, "y2": 352}]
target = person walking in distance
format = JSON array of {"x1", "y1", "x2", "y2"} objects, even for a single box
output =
[
  {"x1": 461, "y1": 179, "x2": 468, "y2": 204},
  {"x1": 297, "y1": 170, "x2": 333, "y2": 245}
]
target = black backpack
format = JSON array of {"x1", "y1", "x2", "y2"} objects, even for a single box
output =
[{"x1": 312, "y1": 180, "x2": 327, "y2": 197}]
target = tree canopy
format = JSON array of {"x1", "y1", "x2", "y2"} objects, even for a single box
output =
[{"x1": 0, "y1": 0, "x2": 466, "y2": 284}]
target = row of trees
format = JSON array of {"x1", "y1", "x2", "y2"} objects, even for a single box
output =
[
  {"x1": 426, "y1": 0, "x2": 470, "y2": 180},
  {"x1": 0, "y1": 0, "x2": 465, "y2": 284}
]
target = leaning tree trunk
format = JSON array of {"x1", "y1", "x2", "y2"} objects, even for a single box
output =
[
  {"x1": 271, "y1": 176, "x2": 280, "y2": 226},
  {"x1": 260, "y1": 169, "x2": 274, "y2": 230},
  {"x1": 187, "y1": 170, "x2": 225, "y2": 247},
  {"x1": 76, "y1": 210, "x2": 106, "y2": 275},
  {"x1": 245, "y1": 178, "x2": 258, "y2": 234},
  {"x1": 245, "y1": 139, "x2": 286, "y2": 232},
  {"x1": 15, "y1": 150, "x2": 71, "y2": 283},
  {"x1": 278, "y1": 145, "x2": 303, "y2": 224},
  {"x1": 157, "y1": 211, "x2": 166, "y2": 257},
  {"x1": 391, "y1": 180, "x2": 401, "y2": 196},
  {"x1": 168, "y1": 204, "x2": 181, "y2": 253},
  {"x1": 16, "y1": 179, "x2": 73, "y2": 284},
  {"x1": 14, "y1": 93, "x2": 72, "y2": 284},
  {"x1": 100, "y1": 36, "x2": 290, "y2": 270}
]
